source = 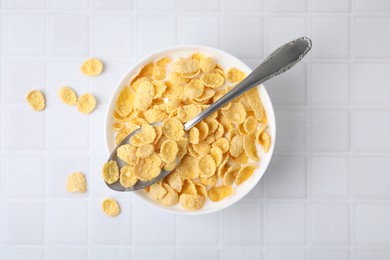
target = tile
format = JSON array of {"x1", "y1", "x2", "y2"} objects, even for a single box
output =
[
  {"x1": 47, "y1": 247, "x2": 88, "y2": 260},
  {"x1": 135, "y1": 248, "x2": 175, "y2": 260},
  {"x1": 177, "y1": 248, "x2": 220, "y2": 260},
  {"x1": 181, "y1": 0, "x2": 220, "y2": 11},
  {"x1": 311, "y1": 63, "x2": 350, "y2": 105},
  {"x1": 93, "y1": 15, "x2": 133, "y2": 57},
  {"x1": 4, "y1": 60, "x2": 46, "y2": 104},
  {"x1": 5, "y1": 105, "x2": 45, "y2": 151},
  {"x1": 6, "y1": 0, "x2": 46, "y2": 9},
  {"x1": 355, "y1": 0, "x2": 390, "y2": 12},
  {"x1": 47, "y1": 153, "x2": 89, "y2": 198},
  {"x1": 310, "y1": 250, "x2": 350, "y2": 260},
  {"x1": 355, "y1": 64, "x2": 390, "y2": 106},
  {"x1": 90, "y1": 60, "x2": 132, "y2": 105},
  {"x1": 134, "y1": 202, "x2": 176, "y2": 245},
  {"x1": 178, "y1": 16, "x2": 220, "y2": 48},
  {"x1": 137, "y1": 0, "x2": 175, "y2": 11},
  {"x1": 267, "y1": 16, "x2": 307, "y2": 52},
  {"x1": 50, "y1": 14, "x2": 89, "y2": 56},
  {"x1": 222, "y1": 202, "x2": 263, "y2": 245},
  {"x1": 3, "y1": 200, "x2": 45, "y2": 244},
  {"x1": 266, "y1": 202, "x2": 306, "y2": 245},
  {"x1": 311, "y1": 110, "x2": 350, "y2": 151},
  {"x1": 265, "y1": 155, "x2": 306, "y2": 199},
  {"x1": 355, "y1": 111, "x2": 390, "y2": 152},
  {"x1": 225, "y1": 0, "x2": 263, "y2": 12},
  {"x1": 50, "y1": 0, "x2": 89, "y2": 10},
  {"x1": 266, "y1": 63, "x2": 307, "y2": 106},
  {"x1": 48, "y1": 200, "x2": 88, "y2": 245},
  {"x1": 6, "y1": 14, "x2": 46, "y2": 56},
  {"x1": 311, "y1": 0, "x2": 350, "y2": 12},
  {"x1": 354, "y1": 157, "x2": 390, "y2": 199},
  {"x1": 267, "y1": 249, "x2": 306, "y2": 260},
  {"x1": 2, "y1": 247, "x2": 44, "y2": 260},
  {"x1": 47, "y1": 105, "x2": 89, "y2": 151},
  {"x1": 311, "y1": 17, "x2": 350, "y2": 59},
  {"x1": 222, "y1": 248, "x2": 262, "y2": 260},
  {"x1": 310, "y1": 156, "x2": 350, "y2": 198},
  {"x1": 90, "y1": 247, "x2": 132, "y2": 260},
  {"x1": 274, "y1": 109, "x2": 307, "y2": 152},
  {"x1": 223, "y1": 16, "x2": 263, "y2": 59},
  {"x1": 137, "y1": 16, "x2": 176, "y2": 58},
  {"x1": 48, "y1": 59, "x2": 89, "y2": 105},
  {"x1": 265, "y1": 0, "x2": 307, "y2": 12},
  {"x1": 94, "y1": 0, "x2": 132, "y2": 10},
  {"x1": 178, "y1": 214, "x2": 218, "y2": 245},
  {"x1": 355, "y1": 250, "x2": 390, "y2": 260},
  {"x1": 355, "y1": 17, "x2": 390, "y2": 58},
  {"x1": 311, "y1": 203, "x2": 350, "y2": 245},
  {"x1": 91, "y1": 105, "x2": 107, "y2": 152},
  {"x1": 90, "y1": 198, "x2": 132, "y2": 244},
  {"x1": 3, "y1": 153, "x2": 45, "y2": 198},
  {"x1": 355, "y1": 204, "x2": 390, "y2": 245}
]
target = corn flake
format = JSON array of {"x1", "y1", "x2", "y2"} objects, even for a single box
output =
[
  {"x1": 198, "y1": 154, "x2": 216, "y2": 178},
  {"x1": 184, "y1": 79, "x2": 204, "y2": 99},
  {"x1": 66, "y1": 172, "x2": 87, "y2": 193},
  {"x1": 236, "y1": 165, "x2": 257, "y2": 185},
  {"x1": 221, "y1": 102, "x2": 246, "y2": 124},
  {"x1": 160, "y1": 140, "x2": 178, "y2": 163},
  {"x1": 227, "y1": 68, "x2": 246, "y2": 83},
  {"x1": 102, "y1": 160, "x2": 119, "y2": 184},
  {"x1": 162, "y1": 118, "x2": 185, "y2": 141},
  {"x1": 120, "y1": 165, "x2": 138, "y2": 188},
  {"x1": 179, "y1": 193, "x2": 205, "y2": 211},
  {"x1": 26, "y1": 90, "x2": 46, "y2": 111},
  {"x1": 208, "y1": 186, "x2": 233, "y2": 202},
  {"x1": 199, "y1": 56, "x2": 216, "y2": 73},
  {"x1": 134, "y1": 81, "x2": 155, "y2": 111},
  {"x1": 201, "y1": 72, "x2": 224, "y2": 89},
  {"x1": 80, "y1": 58, "x2": 103, "y2": 76},
  {"x1": 243, "y1": 132, "x2": 260, "y2": 162},
  {"x1": 116, "y1": 86, "x2": 134, "y2": 117},
  {"x1": 102, "y1": 198, "x2": 120, "y2": 217},
  {"x1": 136, "y1": 144, "x2": 155, "y2": 158},
  {"x1": 77, "y1": 93, "x2": 96, "y2": 114},
  {"x1": 58, "y1": 86, "x2": 78, "y2": 106}
]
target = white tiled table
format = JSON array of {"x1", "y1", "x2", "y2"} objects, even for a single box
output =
[{"x1": 1, "y1": 0, "x2": 390, "y2": 259}]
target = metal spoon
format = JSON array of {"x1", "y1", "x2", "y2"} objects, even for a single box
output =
[{"x1": 106, "y1": 37, "x2": 312, "y2": 191}]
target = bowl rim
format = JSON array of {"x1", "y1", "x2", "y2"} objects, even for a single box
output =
[{"x1": 104, "y1": 44, "x2": 276, "y2": 215}]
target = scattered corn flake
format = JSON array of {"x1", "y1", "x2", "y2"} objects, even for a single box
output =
[
  {"x1": 162, "y1": 118, "x2": 185, "y2": 141},
  {"x1": 58, "y1": 86, "x2": 78, "y2": 106},
  {"x1": 243, "y1": 132, "x2": 260, "y2": 162},
  {"x1": 201, "y1": 72, "x2": 224, "y2": 89},
  {"x1": 80, "y1": 58, "x2": 103, "y2": 76},
  {"x1": 77, "y1": 93, "x2": 96, "y2": 114},
  {"x1": 120, "y1": 165, "x2": 138, "y2": 188},
  {"x1": 66, "y1": 172, "x2": 87, "y2": 193},
  {"x1": 227, "y1": 68, "x2": 246, "y2": 83},
  {"x1": 26, "y1": 90, "x2": 46, "y2": 111},
  {"x1": 102, "y1": 160, "x2": 119, "y2": 184},
  {"x1": 102, "y1": 198, "x2": 120, "y2": 217},
  {"x1": 208, "y1": 186, "x2": 233, "y2": 202},
  {"x1": 221, "y1": 102, "x2": 246, "y2": 124},
  {"x1": 198, "y1": 154, "x2": 216, "y2": 178},
  {"x1": 160, "y1": 139, "x2": 178, "y2": 163},
  {"x1": 236, "y1": 165, "x2": 257, "y2": 185},
  {"x1": 179, "y1": 193, "x2": 206, "y2": 211}
]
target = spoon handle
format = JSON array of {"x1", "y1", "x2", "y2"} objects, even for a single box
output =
[{"x1": 184, "y1": 37, "x2": 312, "y2": 131}]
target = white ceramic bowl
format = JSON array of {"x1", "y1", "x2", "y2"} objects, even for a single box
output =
[{"x1": 105, "y1": 45, "x2": 276, "y2": 215}]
